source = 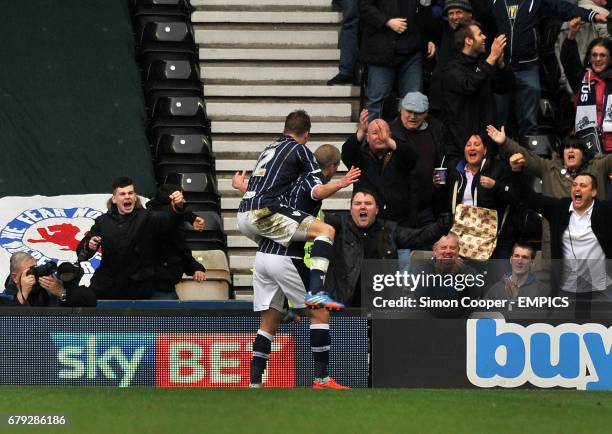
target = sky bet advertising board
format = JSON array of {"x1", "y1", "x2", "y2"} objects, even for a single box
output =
[{"x1": 0, "y1": 315, "x2": 368, "y2": 388}]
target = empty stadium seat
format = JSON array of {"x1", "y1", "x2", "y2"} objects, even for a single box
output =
[
  {"x1": 146, "y1": 89, "x2": 204, "y2": 117},
  {"x1": 155, "y1": 130, "x2": 212, "y2": 160},
  {"x1": 145, "y1": 58, "x2": 200, "y2": 82},
  {"x1": 175, "y1": 279, "x2": 230, "y2": 300},
  {"x1": 151, "y1": 95, "x2": 207, "y2": 119},
  {"x1": 157, "y1": 163, "x2": 216, "y2": 182},
  {"x1": 165, "y1": 171, "x2": 217, "y2": 193},
  {"x1": 141, "y1": 52, "x2": 200, "y2": 78},
  {"x1": 151, "y1": 126, "x2": 212, "y2": 156}
]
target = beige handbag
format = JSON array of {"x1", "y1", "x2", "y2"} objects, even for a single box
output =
[{"x1": 450, "y1": 178, "x2": 508, "y2": 260}]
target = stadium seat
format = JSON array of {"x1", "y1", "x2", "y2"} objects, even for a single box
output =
[
  {"x1": 148, "y1": 112, "x2": 211, "y2": 136},
  {"x1": 131, "y1": 0, "x2": 192, "y2": 16},
  {"x1": 158, "y1": 165, "x2": 217, "y2": 185},
  {"x1": 151, "y1": 126, "x2": 212, "y2": 156},
  {"x1": 163, "y1": 172, "x2": 220, "y2": 212},
  {"x1": 154, "y1": 129, "x2": 212, "y2": 160},
  {"x1": 134, "y1": 15, "x2": 193, "y2": 44},
  {"x1": 188, "y1": 211, "x2": 223, "y2": 232},
  {"x1": 146, "y1": 89, "x2": 204, "y2": 117},
  {"x1": 521, "y1": 135, "x2": 554, "y2": 158},
  {"x1": 137, "y1": 21, "x2": 197, "y2": 58},
  {"x1": 185, "y1": 232, "x2": 227, "y2": 252},
  {"x1": 151, "y1": 95, "x2": 207, "y2": 120},
  {"x1": 164, "y1": 171, "x2": 217, "y2": 193},
  {"x1": 141, "y1": 52, "x2": 200, "y2": 79},
  {"x1": 409, "y1": 250, "x2": 433, "y2": 270},
  {"x1": 144, "y1": 58, "x2": 200, "y2": 83},
  {"x1": 191, "y1": 249, "x2": 230, "y2": 283},
  {"x1": 175, "y1": 278, "x2": 230, "y2": 300}
]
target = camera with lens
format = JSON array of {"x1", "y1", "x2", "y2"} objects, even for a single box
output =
[
  {"x1": 27, "y1": 261, "x2": 84, "y2": 285},
  {"x1": 27, "y1": 261, "x2": 57, "y2": 280}
]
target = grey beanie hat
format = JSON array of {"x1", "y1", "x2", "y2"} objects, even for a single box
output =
[{"x1": 444, "y1": 0, "x2": 473, "y2": 13}]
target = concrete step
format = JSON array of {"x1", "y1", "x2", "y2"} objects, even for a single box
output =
[
  {"x1": 205, "y1": 84, "x2": 357, "y2": 98},
  {"x1": 195, "y1": 28, "x2": 338, "y2": 47},
  {"x1": 228, "y1": 235, "x2": 258, "y2": 248},
  {"x1": 233, "y1": 274, "x2": 254, "y2": 288},
  {"x1": 192, "y1": 0, "x2": 331, "y2": 6},
  {"x1": 202, "y1": 64, "x2": 338, "y2": 83},
  {"x1": 206, "y1": 101, "x2": 352, "y2": 121},
  {"x1": 212, "y1": 121, "x2": 357, "y2": 134},
  {"x1": 192, "y1": 11, "x2": 341, "y2": 23},
  {"x1": 213, "y1": 140, "x2": 343, "y2": 153},
  {"x1": 221, "y1": 197, "x2": 350, "y2": 210},
  {"x1": 199, "y1": 48, "x2": 340, "y2": 61},
  {"x1": 215, "y1": 160, "x2": 348, "y2": 173},
  {"x1": 230, "y1": 255, "x2": 254, "y2": 270}
]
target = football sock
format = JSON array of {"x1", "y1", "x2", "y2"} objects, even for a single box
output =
[
  {"x1": 310, "y1": 323, "x2": 330, "y2": 380},
  {"x1": 310, "y1": 236, "x2": 333, "y2": 293},
  {"x1": 250, "y1": 329, "x2": 273, "y2": 385}
]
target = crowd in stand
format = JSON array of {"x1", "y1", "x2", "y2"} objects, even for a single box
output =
[{"x1": 324, "y1": 0, "x2": 612, "y2": 313}]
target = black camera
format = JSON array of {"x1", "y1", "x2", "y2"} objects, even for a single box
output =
[
  {"x1": 27, "y1": 261, "x2": 84, "y2": 285},
  {"x1": 57, "y1": 262, "x2": 84, "y2": 284},
  {"x1": 27, "y1": 262, "x2": 57, "y2": 280}
]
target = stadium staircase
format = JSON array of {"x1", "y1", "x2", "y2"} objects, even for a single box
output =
[{"x1": 191, "y1": 0, "x2": 359, "y2": 298}]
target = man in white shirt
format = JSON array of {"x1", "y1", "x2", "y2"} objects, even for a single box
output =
[{"x1": 510, "y1": 153, "x2": 612, "y2": 316}]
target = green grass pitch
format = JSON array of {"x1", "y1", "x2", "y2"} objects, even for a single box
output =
[{"x1": 1, "y1": 388, "x2": 611, "y2": 434}]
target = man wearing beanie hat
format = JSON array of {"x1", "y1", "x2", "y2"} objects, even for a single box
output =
[{"x1": 428, "y1": 0, "x2": 473, "y2": 118}]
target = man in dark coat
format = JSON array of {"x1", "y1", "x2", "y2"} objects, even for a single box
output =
[
  {"x1": 342, "y1": 112, "x2": 419, "y2": 227},
  {"x1": 359, "y1": 0, "x2": 436, "y2": 120},
  {"x1": 77, "y1": 176, "x2": 186, "y2": 300},
  {"x1": 442, "y1": 20, "x2": 513, "y2": 154},
  {"x1": 326, "y1": 188, "x2": 451, "y2": 306}
]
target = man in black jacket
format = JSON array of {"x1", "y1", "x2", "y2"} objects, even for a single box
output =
[
  {"x1": 342, "y1": 111, "x2": 419, "y2": 227},
  {"x1": 326, "y1": 188, "x2": 451, "y2": 306},
  {"x1": 442, "y1": 20, "x2": 513, "y2": 154},
  {"x1": 390, "y1": 91, "x2": 456, "y2": 225},
  {"x1": 77, "y1": 176, "x2": 186, "y2": 300},
  {"x1": 428, "y1": 0, "x2": 474, "y2": 118},
  {"x1": 145, "y1": 184, "x2": 206, "y2": 299},
  {"x1": 510, "y1": 153, "x2": 612, "y2": 313},
  {"x1": 2, "y1": 252, "x2": 96, "y2": 307},
  {"x1": 360, "y1": 0, "x2": 436, "y2": 121}
]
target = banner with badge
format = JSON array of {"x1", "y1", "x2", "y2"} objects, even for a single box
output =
[{"x1": 0, "y1": 194, "x2": 147, "y2": 289}]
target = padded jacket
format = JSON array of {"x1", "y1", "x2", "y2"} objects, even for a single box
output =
[{"x1": 325, "y1": 213, "x2": 444, "y2": 305}]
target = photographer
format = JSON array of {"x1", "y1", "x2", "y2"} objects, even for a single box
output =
[{"x1": 2, "y1": 252, "x2": 96, "y2": 307}]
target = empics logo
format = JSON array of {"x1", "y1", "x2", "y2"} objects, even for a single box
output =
[
  {"x1": 466, "y1": 319, "x2": 612, "y2": 390},
  {"x1": 51, "y1": 333, "x2": 154, "y2": 387},
  {"x1": 155, "y1": 334, "x2": 295, "y2": 388}
]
